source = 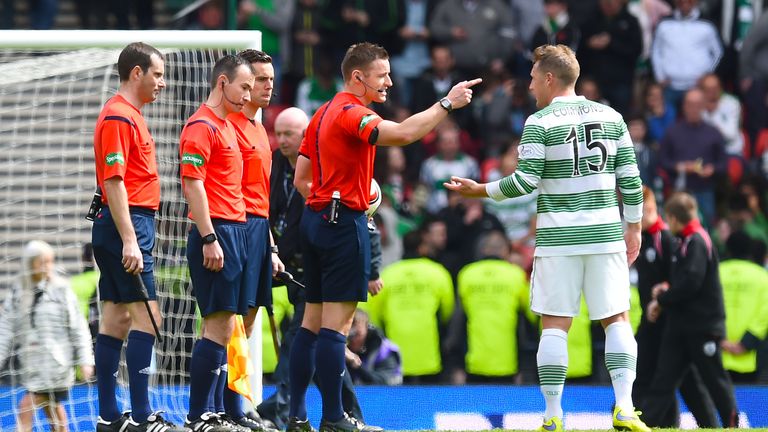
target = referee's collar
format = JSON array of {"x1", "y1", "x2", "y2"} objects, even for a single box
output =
[{"x1": 551, "y1": 95, "x2": 586, "y2": 103}]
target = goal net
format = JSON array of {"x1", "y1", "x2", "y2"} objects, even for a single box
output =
[{"x1": 0, "y1": 30, "x2": 262, "y2": 430}]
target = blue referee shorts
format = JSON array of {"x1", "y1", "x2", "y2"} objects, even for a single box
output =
[
  {"x1": 187, "y1": 220, "x2": 248, "y2": 316},
  {"x1": 300, "y1": 204, "x2": 370, "y2": 304},
  {"x1": 245, "y1": 214, "x2": 273, "y2": 308},
  {"x1": 91, "y1": 206, "x2": 156, "y2": 303}
]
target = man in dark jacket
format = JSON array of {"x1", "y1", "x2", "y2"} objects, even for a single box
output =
[
  {"x1": 659, "y1": 88, "x2": 727, "y2": 228},
  {"x1": 577, "y1": 0, "x2": 642, "y2": 116},
  {"x1": 643, "y1": 192, "x2": 738, "y2": 428},
  {"x1": 633, "y1": 187, "x2": 717, "y2": 428},
  {"x1": 530, "y1": 0, "x2": 581, "y2": 54}
]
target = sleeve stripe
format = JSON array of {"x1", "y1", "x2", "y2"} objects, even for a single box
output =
[
  {"x1": 104, "y1": 115, "x2": 136, "y2": 128},
  {"x1": 186, "y1": 119, "x2": 218, "y2": 132}
]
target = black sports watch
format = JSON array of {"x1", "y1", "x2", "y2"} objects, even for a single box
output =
[
  {"x1": 201, "y1": 232, "x2": 217, "y2": 245},
  {"x1": 439, "y1": 97, "x2": 453, "y2": 113},
  {"x1": 271, "y1": 244, "x2": 279, "y2": 254}
]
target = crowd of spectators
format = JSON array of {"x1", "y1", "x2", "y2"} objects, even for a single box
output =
[{"x1": 2, "y1": 0, "x2": 767, "y2": 385}]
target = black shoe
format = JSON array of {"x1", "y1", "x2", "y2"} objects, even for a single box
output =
[
  {"x1": 97, "y1": 412, "x2": 131, "y2": 432},
  {"x1": 319, "y1": 413, "x2": 382, "y2": 432},
  {"x1": 228, "y1": 414, "x2": 279, "y2": 432},
  {"x1": 286, "y1": 417, "x2": 317, "y2": 432},
  {"x1": 185, "y1": 412, "x2": 236, "y2": 432},
  {"x1": 245, "y1": 411, "x2": 278, "y2": 431},
  {"x1": 127, "y1": 411, "x2": 190, "y2": 431},
  {"x1": 217, "y1": 414, "x2": 250, "y2": 432}
]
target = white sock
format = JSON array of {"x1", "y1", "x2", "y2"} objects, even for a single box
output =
[
  {"x1": 537, "y1": 328, "x2": 568, "y2": 420},
  {"x1": 604, "y1": 321, "x2": 637, "y2": 412}
]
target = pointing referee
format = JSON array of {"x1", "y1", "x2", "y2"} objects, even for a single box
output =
[{"x1": 289, "y1": 42, "x2": 479, "y2": 432}]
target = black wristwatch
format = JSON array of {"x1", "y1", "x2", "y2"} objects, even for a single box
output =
[
  {"x1": 439, "y1": 97, "x2": 453, "y2": 113},
  {"x1": 271, "y1": 244, "x2": 279, "y2": 254},
  {"x1": 201, "y1": 232, "x2": 217, "y2": 245}
]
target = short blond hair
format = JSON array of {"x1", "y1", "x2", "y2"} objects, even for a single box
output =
[{"x1": 532, "y1": 44, "x2": 580, "y2": 87}]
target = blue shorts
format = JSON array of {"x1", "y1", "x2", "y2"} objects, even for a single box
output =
[
  {"x1": 300, "y1": 205, "x2": 370, "y2": 303},
  {"x1": 91, "y1": 206, "x2": 156, "y2": 303},
  {"x1": 187, "y1": 220, "x2": 248, "y2": 316},
  {"x1": 245, "y1": 214, "x2": 273, "y2": 308}
]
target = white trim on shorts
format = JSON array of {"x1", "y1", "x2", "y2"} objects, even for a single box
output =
[{"x1": 530, "y1": 252, "x2": 630, "y2": 320}]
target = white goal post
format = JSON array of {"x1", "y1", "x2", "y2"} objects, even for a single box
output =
[{"x1": 0, "y1": 30, "x2": 267, "y2": 430}]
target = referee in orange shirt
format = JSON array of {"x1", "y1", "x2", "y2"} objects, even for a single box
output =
[
  {"x1": 220, "y1": 49, "x2": 285, "y2": 430},
  {"x1": 289, "y1": 42, "x2": 479, "y2": 432},
  {"x1": 92, "y1": 42, "x2": 185, "y2": 432},
  {"x1": 180, "y1": 54, "x2": 256, "y2": 431}
]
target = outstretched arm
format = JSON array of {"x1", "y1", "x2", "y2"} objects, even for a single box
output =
[
  {"x1": 376, "y1": 79, "x2": 481, "y2": 146},
  {"x1": 448, "y1": 120, "x2": 545, "y2": 200},
  {"x1": 443, "y1": 176, "x2": 488, "y2": 198}
]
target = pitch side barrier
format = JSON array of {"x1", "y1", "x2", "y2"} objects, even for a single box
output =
[{"x1": 0, "y1": 384, "x2": 765, "y2": 430}]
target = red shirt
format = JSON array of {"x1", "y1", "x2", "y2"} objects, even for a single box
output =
[
  {"x1": 180, "y1": 105, "x2": 246, "y2": 222},
  {"x1": 299, "y1": 92, "x2": 383, "y2": 211},
  {"x1": 93, "y1": 94, "x2": 160, "y2": 210},
  {"x1": 228, "y1": 111, "x2": 272, "y2": 218}
]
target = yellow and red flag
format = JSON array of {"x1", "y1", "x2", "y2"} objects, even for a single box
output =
[{"x1": 227, "y1": 314, "x2": 254, "y2": 403}]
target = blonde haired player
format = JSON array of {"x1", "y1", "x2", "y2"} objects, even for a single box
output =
[{"x1": 445, "y1": 44, "x2": 649, "y2": 432}]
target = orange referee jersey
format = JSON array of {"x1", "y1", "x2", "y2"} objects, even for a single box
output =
[
  {"x1": 299, "y1": 92, "x2": 383, "y2": 211},
  {"x1": 180, "y1": 104, "x2": 246, "y2": 222},
  {"x1": 228, "y1": 111, "x2": 271, "y2": 218},
  {"x1": 93, "y1": 94, "x2": 160, "y2": 210}
]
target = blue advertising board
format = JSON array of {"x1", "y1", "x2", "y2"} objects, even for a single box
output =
[{"x1": 0, "y1": 385, "x2": 765, "y2": 430}]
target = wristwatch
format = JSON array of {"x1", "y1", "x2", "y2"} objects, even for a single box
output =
[
  {"x1": 271, "y1": 244, "x2": 279, "y2": 254},
  {"x1": 201, "y1": 232, "x2": 217, "y2": 245},
  {"x1": 439, "y1": 97, "x2": 453, "y2": 113}
]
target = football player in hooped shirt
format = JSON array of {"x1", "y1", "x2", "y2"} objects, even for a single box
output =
[
  {"x1": 222, "y1": 48, "x2": 285, "y2": 431},
  {"x1": 180, "y1": 54, "x2": 256, "y2": 432},
  {"x1": 288, "y1": 42, "x2": 479, "y2": 432}
]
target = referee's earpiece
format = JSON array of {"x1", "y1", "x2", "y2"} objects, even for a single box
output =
[{"x1": 356, "y1": 75, "x2": 362, "y2": 82}]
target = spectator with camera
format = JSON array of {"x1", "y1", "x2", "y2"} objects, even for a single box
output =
[{"x1": 346, "y1": 309, "x2": 403, "y2": 385}]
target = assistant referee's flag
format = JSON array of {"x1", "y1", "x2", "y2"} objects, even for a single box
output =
[{"x1": 227, "y1": 314, "x2": 254, "y2": 403}]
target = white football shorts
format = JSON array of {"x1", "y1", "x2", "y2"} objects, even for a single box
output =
[{"x1": 530, "y1": 252, "x2": 630, "y2": 320}]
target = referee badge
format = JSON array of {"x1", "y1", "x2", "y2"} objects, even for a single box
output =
[
  {"x1": 359, "y1": 114, "x2": 377, "y2": 132},
  {"x1": 105, "y1": 152, "x2": 125, "y2": 166},
  {"x1": 181, "y1": 153, "x2": 205, "y2": 167}
]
